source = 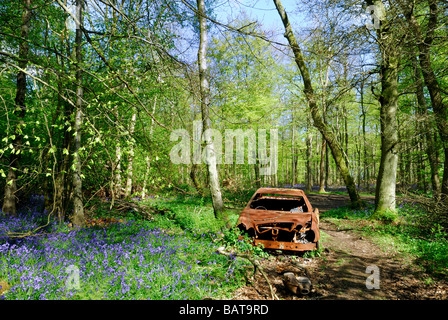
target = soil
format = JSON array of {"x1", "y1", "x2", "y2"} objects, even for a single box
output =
[{"x1": 232, "y1": 194, "x2": 448, "y2": 300}]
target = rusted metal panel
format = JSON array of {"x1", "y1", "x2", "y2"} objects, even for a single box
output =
[
  {"x1": 254, "y1": 239, "x2": 317, "y2": 251},
  {"x1": 237, "y1": 188, "x2": 320, "y2": 252}
]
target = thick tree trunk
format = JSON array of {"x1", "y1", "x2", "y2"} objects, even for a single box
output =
[
  {"x1": 374, "y1": 53, "x2": 399, "y2": 214},
  {"x1": 197, "y1": 0, "x2": 224, "y2": 218},
  {"x1": 369, "y1": 0, "x2": 399, "y2": 215},
  {"x1": 2, "y1": 0, "x2": 33, "y2": 216},
  {"x1": 72, "y1": 0, "x2": 84, "y2": 227},
  {"x1": 273, "y1": 0, "x2": 361, "y2": 207}
]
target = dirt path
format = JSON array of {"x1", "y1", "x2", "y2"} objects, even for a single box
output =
[{"x1": 233, "y1": 194, "x2": 448, "y2": 300}]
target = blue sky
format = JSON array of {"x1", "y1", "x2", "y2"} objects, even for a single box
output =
[
  {"x1": 214, "y1": 0, "x2": 306, "y2": 41},
  {"x1": 175, "y1": 0, "x2": 315, "y2": 64}
]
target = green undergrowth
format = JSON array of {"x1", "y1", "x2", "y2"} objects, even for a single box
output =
[
  {"x1": 143, "y1": 195, "x2": 239, "y2": 233},
  {"x1": 323, "y1": 202, "x2": 448, "y2": 277},
  {"x1": 142, "y1": 194, "x2": 271, "y2": 257}
]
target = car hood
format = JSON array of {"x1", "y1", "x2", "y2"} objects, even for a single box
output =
[{"x1": 237, "y1": 208, "x2": 314, "y2": 229}]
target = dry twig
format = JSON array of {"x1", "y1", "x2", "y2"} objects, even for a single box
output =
[{"x1": 217, "y1": 247, "x2": 279, "y2": 300}]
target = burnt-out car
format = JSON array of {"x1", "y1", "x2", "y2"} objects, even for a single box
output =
[{"x1": 237, "y1": 188, "x2": 320, "y2": 252}]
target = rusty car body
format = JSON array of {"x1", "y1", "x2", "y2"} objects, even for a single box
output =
[{"x1": 237, "y1": 188, "x2": 320, "y2": 252}]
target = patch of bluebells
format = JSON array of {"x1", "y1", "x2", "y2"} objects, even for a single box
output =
[
  {"x1": 327, "y1": 204, "x2": 375, "y2": 219},
  {"x1": 351, "y1": 206, "x2": 374, "y2": 219},
  {"x1": 0, "y1": 197, "x2": 242, "y2": 300}
]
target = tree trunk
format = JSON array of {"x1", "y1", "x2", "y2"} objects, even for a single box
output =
[
  {"x1": 374, "y1": 57, "x2": 399, "y2": 214},
  {"x1": 197, "y1": 0, "x2": 224, "y2": 218},
  {"x1": 360, "y1": 80, "x2": 370, "y2": 191},
  {"x1": 273, "y1": 0, "x2": 362, "y2": 207},
  {"x1": 291, "y1": 120, "x2": 297, "y2": 186},
  {"x1": 54, "y1": 103, "x2": 72, "y2": 222},
  {"x1": 142, "y1": 96, "x2": 157, "y2": 198},
  {"x1": 318, "y1": 57, "x2": 330, "y2": 193},
  {"x1": 254, "y1": 156, "x2": 261, "y2": 188},
  {"x1": 142, "y1": 156, "x2": 150, "y2": 198},
  {"x1": 114, "y1": 142, "x2": 122, "y2": 198},
  {"x1": 2, "y1": 0, "x2": 33, "y2": 216},
  {"x1": 305, "y1": 113, "x2": 313, "y2": 192},
  {"x1": 72, "y1": 0, "x2": 85, "y2": 227},
  {"x1": 53, "y1": 22, "x2": 73, "y2": 223},
  {"x1": 125, "y1": 112, "x2": 137, "y2": 198},
  {"x1": 370, "y1": 0, "x2": 399, "y2": 215},
  {"x1": 401, "y1": 0, "x2": 448, "y2": 202},
  {"x1": 412, "y1": 54, "x2": 440, "y2": 198},
  {"x1": 368, "y1": 1, "x2": 399, "y2": 215},
  {"x1": 318, "y1": 137, "x2": 326, "y2": 193}
]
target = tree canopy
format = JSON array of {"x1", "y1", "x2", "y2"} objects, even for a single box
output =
[{"x1": 0, "y1": 0, "x2": 447, "y2": 225}]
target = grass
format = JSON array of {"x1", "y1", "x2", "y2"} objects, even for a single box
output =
[
  {"x1": 323, "y1": 202, "x2": 448, "y2": 277},
  {"x1": 0, "y1": 194, "x2": 259, "y2": 300}
]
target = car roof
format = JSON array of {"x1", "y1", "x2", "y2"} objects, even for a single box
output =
[{"x1": 254, "y1": 187, "x2": 307, "y2": 197}]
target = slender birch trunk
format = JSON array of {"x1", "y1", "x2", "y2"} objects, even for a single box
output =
[
  {"x1": 197, "y1": 0, "x2": 224, "y2": 218},
  {"x1": 318, "y1": 138, "x2": 326, "y2": 193},
  {"x1": 114, "y1": 141, "x2": 122, "y2": 198},
  {"x1": 305, "y1": 113, "x2": 313, "y2": 193},
  {"x1": 318, "y1": 60, "x2": 330, "y2": 193},
  {"x1": 125, "y1": 112, "x2": 137, "y2": 198},
  {"x1": 72, "y1": 0, "x2": 84, "y2": 226}
]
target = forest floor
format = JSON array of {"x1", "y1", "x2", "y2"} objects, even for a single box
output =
[{"x1": 232, "y1": 194, "x2": 448, "y2": 300}]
